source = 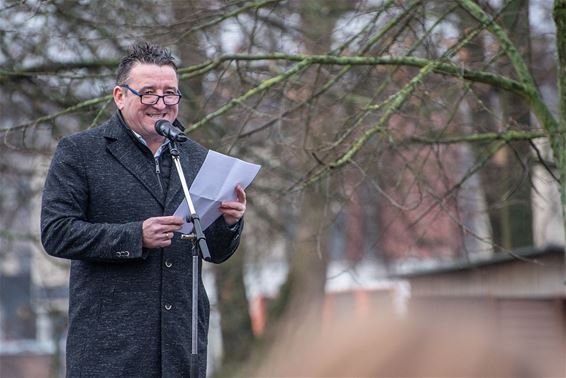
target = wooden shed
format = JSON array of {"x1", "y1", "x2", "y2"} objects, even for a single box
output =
[{"x1": 395, "y1": 245, "x2": 566, "y2": 377}]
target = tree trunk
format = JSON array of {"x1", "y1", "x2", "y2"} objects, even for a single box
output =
[
  {"x1": 171, "y1": 2, "x2": 255, "y2": 375},
  {"x1": 260, "y1": 0, "x2": 357, "y2": 346},
  {"x1": 455, "y1": 4, "x2": 495, "y2": 256},
  {"x1": 212, "y1": 246, "x2": 254, "y2": 377},
  {"x1": 553, "y1": 0, "x2": 566, "y2": 274},
  {"x1": 172, "y1": 0, "x2": 208, "y2": 125},
  {"x1": 272, "y1": 0, "x2": 357, "y2": 321},
  {"x1": 497, "y1": 0, "x2": 533, "y2": 249}
]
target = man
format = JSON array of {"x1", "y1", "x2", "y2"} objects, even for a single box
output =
[{"x1": 41, "y1": 42, "x2": 245, "y2": 378}]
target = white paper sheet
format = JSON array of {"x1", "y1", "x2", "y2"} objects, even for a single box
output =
[{"x1": 173, "y1": 150, "x2": 261, "y2": 233}]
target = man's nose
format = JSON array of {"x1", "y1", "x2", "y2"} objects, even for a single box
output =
[{"x1": 152, "y1": 96, "x2": 168, "y2": 109}]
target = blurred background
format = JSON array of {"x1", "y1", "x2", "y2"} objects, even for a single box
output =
[{"x1": 0, "y1": 0, "x2": 565, "y2": 377}]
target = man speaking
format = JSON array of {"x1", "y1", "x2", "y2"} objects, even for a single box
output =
[{"x1": 41, "y1": 41, "x2": 246, "y2": 378}]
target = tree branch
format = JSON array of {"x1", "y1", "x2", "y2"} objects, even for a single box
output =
[
  {"x1": 458, "y1": 0, "x2": 559, "y2": 146},
  {"x1": 186, "y1": 57, "x2": 314, "y2": 133},
  {"x1": 292, "y1": 23, "x2": 490, "y2": 189},
  {"x1": 179, "y1": 53, "x2": 529, "y2": 96},
  {"x1": 0, "y1": 60, "x2": 117, "y2": 83},
  {"x1": 0, "y1": 95, "x2": 112, "y2": 136},
  {"x1": 175, "y1": 0, "x2": 282, "y2": 41},
  {"x1": 406, "y1": 129, "x2": 547, "y2": 145}
]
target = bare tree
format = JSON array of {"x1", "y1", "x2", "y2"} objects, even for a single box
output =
[{"x1": 1, "y1": 0, "x2": 564, "y2": 376}]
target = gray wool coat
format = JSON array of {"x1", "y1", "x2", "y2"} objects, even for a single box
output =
[{"x1": 41, "y1": 112, "x2": 242, "y2": 378}]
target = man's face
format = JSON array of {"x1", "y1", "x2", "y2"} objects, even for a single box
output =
[{"x1": 113, "y1": 63, "x2": 179, "y2": 141}]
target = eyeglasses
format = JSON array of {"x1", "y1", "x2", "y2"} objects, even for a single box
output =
[{"x1": 120, "y1": 84, "x2": 182, "y2": 105}]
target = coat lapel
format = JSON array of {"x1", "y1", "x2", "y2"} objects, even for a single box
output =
[{"x1": 103, "y1": 114, "x2": 165, "y2": 207}]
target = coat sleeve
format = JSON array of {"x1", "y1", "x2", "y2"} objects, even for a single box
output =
[
  {"x1": 204, "y1": 216, "x2": 244, "y2": 264},
  {"x1": 41, "y1": 137, "x2": 146, "y2": 262}
]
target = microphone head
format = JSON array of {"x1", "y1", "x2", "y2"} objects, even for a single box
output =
[
  {"x1": 154, "y1": 119, "x2": 187, "y2": 142},
  {"x1": 154, "y1": 119, "x2": 171, "y2": 134}
]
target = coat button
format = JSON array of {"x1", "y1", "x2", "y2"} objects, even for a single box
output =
[
  {"x1": 165, "y1": 260, "x2": 172, "y2": 268},
  {"x1": 165, "y1": 304, "x2": 172, "y2": 310}
]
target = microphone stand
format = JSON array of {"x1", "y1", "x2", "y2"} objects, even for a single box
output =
[{"x1": 169, "y1": 139, "x2": 211, "y2": 378}]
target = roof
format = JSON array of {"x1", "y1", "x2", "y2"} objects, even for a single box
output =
[{"x1": 391, "y1": 244, "x2": 564, "y2": 279}]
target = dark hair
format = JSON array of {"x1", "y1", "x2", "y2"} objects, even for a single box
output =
[{"x1": 116, "y1": 41, "x2": 177, "y2": 85}]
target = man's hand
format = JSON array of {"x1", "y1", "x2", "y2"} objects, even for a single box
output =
[
  {"x1": 142, "y1": 216, "x2": 184, "y2": 248},
  {"x1": 219, "y1": 185, "x2": 246, "y2": 226}
]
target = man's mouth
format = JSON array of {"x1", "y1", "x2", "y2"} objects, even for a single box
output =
[{"x1": 147, "y1": 113, "x2": 167, "y2": 120}]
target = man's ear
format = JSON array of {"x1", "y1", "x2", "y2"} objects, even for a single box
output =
[{"x1": 113, "y1": 86, "x2": 125, "y2": 110}]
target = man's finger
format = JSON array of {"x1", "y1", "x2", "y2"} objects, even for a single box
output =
[
  {"x1": 159, "y1": 216, "x2": 184, "y2": 225},
  {"x1": 220, "y1": 201, "x2": 245, "y2": 210},
  {"x1": 236, "y1": 185, "x2": 246, "y2": 203}
]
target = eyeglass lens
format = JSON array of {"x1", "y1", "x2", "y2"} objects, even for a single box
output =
[{"x1": 141, "y1": 94, "x2": 180, "y2": 105}]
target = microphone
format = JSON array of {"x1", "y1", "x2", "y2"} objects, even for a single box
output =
[{"x1": 155, "y1": 119, "x2": 188, "y2": 142}]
